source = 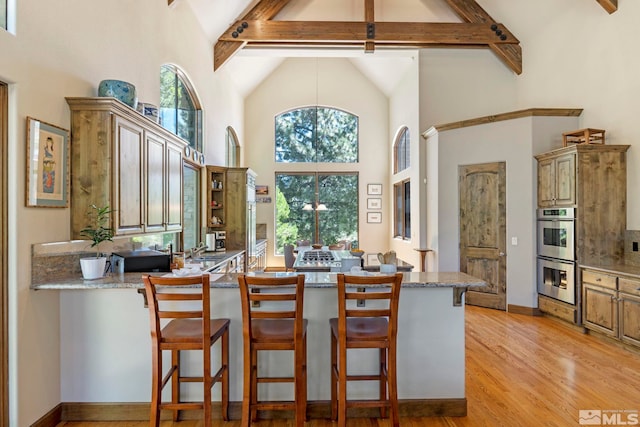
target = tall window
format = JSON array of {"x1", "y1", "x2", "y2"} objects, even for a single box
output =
[
  {"x1": 275, "y1": 173, "x2": 358, "y2": 254},
  {"x1": 274, "y1": 106, "x2": 359, "y2": 253},
  {"x1": 275, "y1": 107, "x2": 358, "y2": 163},
  {"x1": 394, "y1": 127, "x2": 410, "y2": 173},
  {"x1": 226, "y1": 126, "x2": 240, "y2": 167},
  {"x1": 394, "y1": 179, "x2": 410, "y2": 240},
  {"x1": 160, "y1": 64, "x2": 203, "y2": 151}
]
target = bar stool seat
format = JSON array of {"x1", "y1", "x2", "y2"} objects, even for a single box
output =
[
  {"x1": 330, "y1": 272, "x2": 403, "y2": 427},
  {"x1": 142, "y1": 273, "x2": 229, "y2": 427}
]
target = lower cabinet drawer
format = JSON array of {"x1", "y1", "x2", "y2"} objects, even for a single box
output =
[
  {"x1": 582, "y1": 270, "x2": 617, "y2": 290},
  {"x1": 619, "y1": 278, "x2": 640, "y2": 297}
]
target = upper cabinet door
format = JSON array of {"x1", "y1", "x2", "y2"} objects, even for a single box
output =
[
  {"x1": 553, "y1": 153, "x2": 576, "y2": 207},
  {"x1": 113, "y1": 115, "x2": 145, "y2": 235},
  {"x1": 145, "y1": 131, "x2": 166, "y2": 233},
  {"x1": 166, "y1": 140, "x2": 183, "y2": 231},
  {"x1": 536, "y1": 152, "x2": 576, "y2": 208}
]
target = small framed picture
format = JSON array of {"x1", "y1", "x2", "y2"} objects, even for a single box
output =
[
  {"x1": 367, "y1": 198, "x2": 382, "y2": 210},
  {"x1": 367, "y1": 212, "x2": 382, "y2": 223},
  {"x1": 367, "y1": 183, "x2": 382, "y2": 195},
  {"x1": 26, "y1": 117, "x2": 70, "y2": 208},
  {"x1": 256, "y1": 185, "x2": 269, "y2": 195}
]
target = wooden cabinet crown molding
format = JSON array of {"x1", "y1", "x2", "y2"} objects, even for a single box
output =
[{"x1": 66, "y1": 97, "x2": 190, "y2": 157}]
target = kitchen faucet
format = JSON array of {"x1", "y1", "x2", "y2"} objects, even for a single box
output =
[{"x1": 189, "y1": 242, "x2": 208, "y2": 258}]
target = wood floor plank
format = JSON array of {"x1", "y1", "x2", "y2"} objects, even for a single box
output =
[{"x1": 56, "y1": 305, "x2": 640, "y2": 426}]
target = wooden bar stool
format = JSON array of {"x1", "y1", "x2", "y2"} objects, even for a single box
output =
[
  {"x1": 142, "y1": 274, "x2": 230, "y2": 427},
  {"x1": 237, "y1": 273, "x2": 307, "y2": 426},
  {"x1": 330, "y1": 272, "x2": 403, "y2": 427}
]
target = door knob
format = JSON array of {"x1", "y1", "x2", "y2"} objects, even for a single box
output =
[{"x1": 499, "y1": 252, "x2": 505, "y2": 257}]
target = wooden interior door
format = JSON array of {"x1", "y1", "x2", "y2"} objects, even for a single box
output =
[{"x1": 459, "y1": 162, "x2": 507, "y2": 310}]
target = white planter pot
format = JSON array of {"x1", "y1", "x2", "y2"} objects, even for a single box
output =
[{"x1": 80, "y1": 257, "x2": 107, "y2": 280}]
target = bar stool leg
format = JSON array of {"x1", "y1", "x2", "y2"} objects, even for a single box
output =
[
  {"x1": 221, "y1": 327, "x2": 230, "y2": 421},
  {"x1": 150, "y1": 347, "x2": 161, "y2": 427},
  {"x1": 338, "y1": 346, "x2": 347, "y2": 427},
  {"x1": 171, "y1": 350, "x2": 180, "y2": 421},
  {"x1": 241, "y1": 344, "x2": 251, "y2": 427},
  {"x1": 251, "y1": 347, "x2": 259, "y2": 422},
  {"x1": 295, "y1": 338, "x2": 306, "y2": 425},
  {"x1": 204, "y1": 345, "x2": 212, "y2": 427},
  {"x1": 330, "y1": 331, "x2": 338, "y2": 421},
  {"x1": 389, "y1": 343, "x2": 400, "y2": 427},
  {"x1": 379, "y1": 347, "x2": 387, "y2": 418}
]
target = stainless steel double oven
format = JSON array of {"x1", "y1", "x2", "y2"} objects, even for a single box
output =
[{"x1": 537, "y1": 208, "x2": 576, "y2": 305}]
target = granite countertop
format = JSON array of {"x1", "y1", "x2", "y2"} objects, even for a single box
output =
[
  {"x1": 579, "y1": 263, "x2": 640, "y2": 279},
  {"x1": 31, "y1": 271, "x2": 485, "y2": 290}
]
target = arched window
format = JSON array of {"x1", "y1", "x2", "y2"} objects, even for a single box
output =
[
  {"x1": 226, "y1": 126, "x2": 240, "y2": 167},
  {"x1": 160, "y1": 64, "x2": 203, "y2": 151},
  {"x1": 275, "y1": 106, "x2": 358, "y2": 163},
  {"x1": 394, "y1": 126, "x2": 410, "y2": 173},
  {"x1": 274, "y1": 106, "x2": 359, "y2": 253}
]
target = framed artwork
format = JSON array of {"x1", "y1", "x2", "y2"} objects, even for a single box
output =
[
  {"x1": 367, "y1": 183, "x2": 382, "y2": 195},
  {"x1": 367, "y1": 198, "x2": 382, "y2": 210},
  {"x1": 256, "y1": 185, "x2": 269, "y2": 195},
  {"x1": 26, "y1": 117, "x2": 70, "y2": 208},
  {"x1": 367, "y1": 212, "x2": 382, "y2": 223}
]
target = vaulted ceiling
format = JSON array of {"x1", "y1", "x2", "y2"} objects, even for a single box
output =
[{"x1": 180, "y1": 0, "x2": 618, "y2": 96}]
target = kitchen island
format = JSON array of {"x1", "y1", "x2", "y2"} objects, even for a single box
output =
[{"x1": 33, "y1": 271, "x2": 484, "y2": 418}]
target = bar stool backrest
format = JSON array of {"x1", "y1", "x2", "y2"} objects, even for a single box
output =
[
  {"x1": 144, "y1": 274, "x2": 211, "y2": 350},
  {"x1": 336, "y1": 273, "x2": 403, "y2": 343},
  {"x1": 238, "y1": 274, "x2": 306, "y2": 345}
]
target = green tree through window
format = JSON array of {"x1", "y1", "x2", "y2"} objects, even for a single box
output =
[{"x1": 275, "y1": 107, "x2": 358, "y2": 163}]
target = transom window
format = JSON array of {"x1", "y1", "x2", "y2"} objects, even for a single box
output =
[
  {"x1": 160, "y1": 64, "x2": 203, "y2": 152},
  {"x1": 394, "y1": 126, "x2": 410, "y2": 173},
  {"x1": 275, "y1": 106, "x2": 358, "y2": 163}
]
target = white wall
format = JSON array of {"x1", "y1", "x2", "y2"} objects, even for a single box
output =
[
  {"x1": 244, "y1": 57, "x2": 390, "y2": 267},
  {"x1": 0, "y1": 0, "x2": 244, "y2": 424},
  {"x1": 427, "y1": 115, "x2": 579, "y2": 308},
  {"x1": 388, "y1": 56, "x2": 422, "y2": 270}
]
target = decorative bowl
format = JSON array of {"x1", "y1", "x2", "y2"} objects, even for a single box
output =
[
  {"x1": 98, "y1": 79, "x2": 137, "y2": 109},
  {"x1": 350, "y1": 250, "x2": 365, "y2": 257},
  {"x1": 312, "y1": 244, "x2": 323, "y2": 249}
]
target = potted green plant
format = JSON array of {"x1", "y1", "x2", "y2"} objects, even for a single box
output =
[{"x1": 79, "y1": 204, "x2": 114, "y2": 279}]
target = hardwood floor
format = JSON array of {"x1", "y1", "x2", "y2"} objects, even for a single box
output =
[{"x1": 56, "y1": 305, "x2": 640, "y2": 426}]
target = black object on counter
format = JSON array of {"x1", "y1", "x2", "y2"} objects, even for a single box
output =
[{"x1": 111, "y1": 250, "x2": 171, "y2": 273}]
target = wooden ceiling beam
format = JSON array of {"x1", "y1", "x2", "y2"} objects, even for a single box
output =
[
  {"x1": 364, "y1": 0, "x2": 375, "y2": 53},
  {"x1": 214, "y1": 0, "x2": 293, "y2": 70},
  {"x1": 444, "y1": 0, "x2": 522, "y2": 74},
  {"x1": 219, "y1": 21, "x2": 517, "y2": 45},
  {"x1": 596, "y1": 0, "x2": 618, "y2": 14}
]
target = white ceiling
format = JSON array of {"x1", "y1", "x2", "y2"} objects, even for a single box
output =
[{"x1": 183, "y1": 0, "x2": 455, "y2": 97}]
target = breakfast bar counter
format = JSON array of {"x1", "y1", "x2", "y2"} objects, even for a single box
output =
[{"x1": 36, "y1": 271, "x2": 484, "y2": 417}]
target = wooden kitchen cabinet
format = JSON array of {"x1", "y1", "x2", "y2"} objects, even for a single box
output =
[
  {"x1": 537, "y1": 152, "x2": 575, "y2": 207},
  {"x1": 581, "y1": 268, "x2": 640, "y2": 349},
  {"x1": 206, "y1": 166, "x2": 226, "y2": 229},
  {"x1": 618, "y1": 278, "x2": 640, "y2": 347},
  {"x1": 67, "y1": 97, "x2": 187, "y2": 238}
]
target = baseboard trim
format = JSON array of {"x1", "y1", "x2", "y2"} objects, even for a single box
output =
[
  {"x1": 29, "y1": 403, "x2": 62, "y2": 427},
  {"x1": 33, "y1": 398, "x2": 467, "y2": 424},
  {"x1": 508, "y1": 304, "x2": 542, "y2": 316}
]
